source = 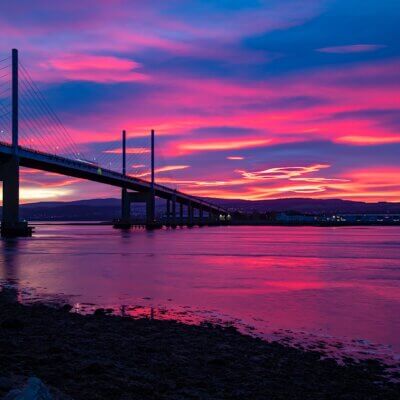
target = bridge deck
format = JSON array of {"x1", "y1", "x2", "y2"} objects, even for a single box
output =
[{"x1": 0, "y1": 142, "x2": 225, "y2": 214}]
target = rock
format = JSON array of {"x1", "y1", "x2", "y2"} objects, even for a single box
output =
[{"x1": 3, "y1": 377, "x2": 53, "y2": 400}]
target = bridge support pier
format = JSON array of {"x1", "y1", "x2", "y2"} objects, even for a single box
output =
[
  {"x1": 179, "y1": 202, "x2": 184, "y2": 226},
  {"x1": 199, "y1": 207, "x2": 204, "y2": 226},
  {"x1": 208, "y1": 211, "x2": 218, "y2": 226},
  {"x1": 171, "y1": 194, "x2": 177, "y2": 228},
  {"x1": 114, "y1": 191, "x2": 160, "y2": 230},
  {"x1": 188, "y1": 203, "x2": 194, "y2": 227},
  {"x1": 122, "y1": 188, "x2": 132, "y2": 226},
  {"x1": 146, "y1": 193, "x2": 156, "y2": 228},
  {"x1": 113, "y1": 188, "x2": 132, "y2": 229},
  {"x1": 166, "y1": 199, "x2": 171, "y2": 227},
  {"x1": 0, "y1": 157, "x2": 32, "y2": 237}
]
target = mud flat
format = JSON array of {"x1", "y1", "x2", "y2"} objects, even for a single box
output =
[{"x1": 0, "y1": 289, "x2": 399, "y2": 400}]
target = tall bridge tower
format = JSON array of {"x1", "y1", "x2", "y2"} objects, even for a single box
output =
[
  {"x1": 114, "y1": 129, "x2": 158, "y2": 229},
  {"x1": 0, "y1": 49, "x2": 32, "y2": 237}
]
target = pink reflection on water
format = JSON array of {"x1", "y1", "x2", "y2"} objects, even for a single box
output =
[{"x1": 1, "y1": 225, "x2": 400, "y2": 369}]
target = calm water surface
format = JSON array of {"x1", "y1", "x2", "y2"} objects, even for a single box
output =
[{"x1": 1, "y1": 225, "x2": 400, "y2": 358}]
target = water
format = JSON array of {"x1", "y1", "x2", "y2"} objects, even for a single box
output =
[{"x1": 1, "y1": 224, "x2": 400, "y2": 364}]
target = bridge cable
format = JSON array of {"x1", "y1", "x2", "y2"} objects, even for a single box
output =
[
  {"x1": 18, "y1": 67, "x2": 82, "y2": 158},
  {"x1": 19, "y1": 82, "x2": 70, "y2": 154},
  {"x1": 18, "y1": 78, "x2": 72, "y2": 153},
  {"x1": 18, "y1": 62, "x2": 84, "y2": 160}
]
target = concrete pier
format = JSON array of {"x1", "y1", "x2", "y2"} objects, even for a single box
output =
[
  {"x1": 166, "y1": 199, "x2": 171, "y2": 226},
  {"x1": 171, "y1": 194, "x2": 177, "y2": 228},
  {"x1": 188, "y1": 203, "x2": 194, "y2": 227},
  {"x1": 0, "y1": 157, "x2": 33, "y2": 237},
  {"x1": 114, "y1": 191, "x2": 162, "y2": 229},
  {"x1": 179, "y1": 203, "x2": 184, "y2": 226}
]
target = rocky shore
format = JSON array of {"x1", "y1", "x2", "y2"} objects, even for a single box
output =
[{"x1": 0, "y1": 289, "x2": 399, "y2": 400}]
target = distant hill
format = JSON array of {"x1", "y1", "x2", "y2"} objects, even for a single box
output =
[
  {"x1": 21, "y1": 198, "x2": 120, "y2": 209},
  {"x1": 207, "y1": 197, "x2": 400, "y2": 214},
  {"x1": 19, "y1": 198, "x2": 121, "y2": 221},
  {"x1": 1, "y1": 197, "x2": 399, "y2": 221}
]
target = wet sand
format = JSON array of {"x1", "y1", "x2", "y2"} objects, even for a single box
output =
[{"x1": 0, "y1": 289, "x2": 399, "y2": 400}]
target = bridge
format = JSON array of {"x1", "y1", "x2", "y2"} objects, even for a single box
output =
[{"x1": 0, "y1": 49, "x2": 228, "y2": 237}]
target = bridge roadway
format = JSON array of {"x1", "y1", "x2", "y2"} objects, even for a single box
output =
[{"x1": 0, "y1": 141, "x2": 226, "y2": 215}]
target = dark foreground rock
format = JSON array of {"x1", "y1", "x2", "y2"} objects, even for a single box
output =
[
  {"x1": 0, "y1": 291, "x2": 399, "y2": 400},
  {"x1": 2, "y1": 377, "x2": 71, "y2": 400}
]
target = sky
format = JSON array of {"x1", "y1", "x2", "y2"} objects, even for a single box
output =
[{"x1": 0, "y1": 0, "x2": 399, "y2": 202}]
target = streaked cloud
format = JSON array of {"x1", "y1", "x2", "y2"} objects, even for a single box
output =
[
  {"x1": 135, "y1": 165, "x2": 190, "y2": 178},
  {"x1": 176, "y1": 139, "x2": 271, "y2": 154},
  {"x1": 336, "y1": 136, "x2": 400, "y2": 145},
  {"x1": 227, "y1": 156, "x2": 245, "y2": 160},
  {"x1": 317, "y1": 44, "x2": 386, "y2": 54},
  {"x1": 38, "y1": 54, "x2": 149, "y2": 83},
  {"x1": 103, "y1": 147, "x2": 150, "y2": 154},
  {"x1": 238, "y1": 164, "x2": 331, "y2": 181}
]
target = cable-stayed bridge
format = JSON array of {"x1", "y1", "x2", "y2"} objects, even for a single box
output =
[{"x1": 0, "y1": 49, "x2": 227, "y2": 237}]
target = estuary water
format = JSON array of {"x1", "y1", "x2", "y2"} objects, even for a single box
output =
[{"x1": 1, "y1": 224, "x2": 400, "y2": 362}]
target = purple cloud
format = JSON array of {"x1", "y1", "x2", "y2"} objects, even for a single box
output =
[{"x1": 317, "y1": 44, "x2": 386, "y2": 54}]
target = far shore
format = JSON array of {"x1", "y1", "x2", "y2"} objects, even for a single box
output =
[
  {"x1": 27, "y1": 220, "x2": 400, "y2": 227},
  {"x1": 0, "y1": 288, "x2": 399, "y2": 399}
]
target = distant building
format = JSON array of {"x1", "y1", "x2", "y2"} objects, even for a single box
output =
[
  {"x1": 275, "y1": 212, "x2": 318, "y2": 224},
  {"x1": 323, "y1": 214, "x2": 400, "y2": 224},
  {"x1": 340, "y1": 214, "x2": 400, "y2": 223}
]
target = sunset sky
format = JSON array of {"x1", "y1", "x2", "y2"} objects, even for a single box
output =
[{"x1": 0, "y1": 0, "x2": 399, "y2": 202}]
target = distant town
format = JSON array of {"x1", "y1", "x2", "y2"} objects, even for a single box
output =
[{"x1": 231, "y1": 210, "x2": 400, "y2": 226}]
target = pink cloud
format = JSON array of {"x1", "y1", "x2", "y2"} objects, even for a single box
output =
[
  {"x1": 21, "y1": 57, "x2": 400, "y2": 157},
  {"x1": 155, "y1": 177, "x2": 248, "y2": 188},
  {"x1": 104, "y1": 147, "x2": 150, "y2": 154},
  {"x1": 171, "y1": 139, "x2": 271, "y2": 155},
  {"x1": 336, "y1": 135, "x2": 400, "y2": 145},
  {"x1": 20, "y1": 170, "x2": 81, "y2": 187},
  {"x1": 238, "y1": 164, "x2": 331, "y2": 181},
  {"x1": 175, "y1": 165, "x2": 400, "y2": 202},
  {"x1": 38, "y1": 54, "x2": 149, "y2": 83},
  {"x1": 43, "y1": 58, "x2": 400, "y2": 168},
  {"x1": 8, "y1": 39, "x2": 400, "y2": 203},
  {"x1": 317, "y1": 44, "x2": 386, "y2": 54},
  {"x1": 135, "y1": 165, "x2": 189, "y2": 178}
]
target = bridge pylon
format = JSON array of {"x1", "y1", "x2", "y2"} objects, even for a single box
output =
[
  {"x1": 1, "y1": 49, "x2": 32, "y2": 237},
  {"x1": 114, "y1": 130, "x2": 132, "y2": 229},
  {"x1": 113, "y1": 129, "x2": 160, "y2": 230}
]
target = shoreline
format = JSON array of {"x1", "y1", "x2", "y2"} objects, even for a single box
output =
[
  {"x1": 26, "y1": 220, "x2": 400, "y2": 227},
  {"x1": 1, "y1": 289, "x2": 399, "y2": 399}
]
